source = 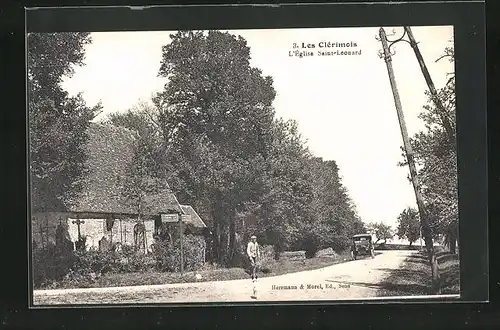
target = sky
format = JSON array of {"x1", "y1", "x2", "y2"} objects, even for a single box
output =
[{"x1": 61, "y1": 26, "x2": 455, "y2": 230}]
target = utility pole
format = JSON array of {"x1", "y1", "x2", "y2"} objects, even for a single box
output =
[
  {"x1": 179, "y1": 216, "x2": 184, "y2": 275},
  {"x1": 39, "y1": 222, "x2": 45, "y2": 249},
  {"x1": 378, "y1": 27, "x2": 440, "y2": 291},
  {"x1": 404, "y1": 26, "x2": 455, "y2": 149},
  {"x1": 420, "y1": 226, "x2": 423, "y2": 251}
]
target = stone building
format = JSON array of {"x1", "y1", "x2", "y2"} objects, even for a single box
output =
[{"x1": 31, "y1": 123, "x2": 207, "y2": 253}]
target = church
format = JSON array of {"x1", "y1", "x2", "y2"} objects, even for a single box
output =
[{"x1": 31, "y1": 122, "x2": 208, "y2": 253}]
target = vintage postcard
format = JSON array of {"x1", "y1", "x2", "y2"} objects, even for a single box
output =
[{"x1": 28, "y1": 25, "x2": 460, "y2": 306}]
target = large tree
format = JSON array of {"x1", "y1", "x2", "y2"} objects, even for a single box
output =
[
  {"x1": 253, "y1": 118, "x2": 315, "y2": 259},
  {"x1": 155, "y1": 30, "x2": 276, "y2": 265},
  {"x1": 397, "y1": 207, "x2": 421, "y2": 246},
  {"x1": 28, "y1": 33, "x2": 101, "y2": 212},
  {"x1": 308, "y1": 157, "x2": 365, "y2": 253},
  {"x1": 106, "y1": 106, "x2": 175, "y2": 231},
  {"x1": 368, "y1": 222, "x2": 394, "y2": 245},
  {"x1": 153, "y1": 30, "x2": 369, "y2": 265},
  {"x1": 96, "y1": 29, "x2": 371, "y2": 267}
]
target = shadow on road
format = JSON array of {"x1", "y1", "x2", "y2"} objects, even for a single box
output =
[
  {"x1": 373, "y1": 249, "x2": 460, "y2": 297},
  {"x1": 375, "y1": 267, "x2": 428, "y2": 277}
]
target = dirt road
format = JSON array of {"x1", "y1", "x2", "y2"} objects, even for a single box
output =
[{"x1": 33, "y1": 250, "x2": 416, "y2": 305}]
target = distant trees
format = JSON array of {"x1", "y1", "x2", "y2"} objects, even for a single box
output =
[
  {"x1": 398, "y1": 45, "x2": 458, "y2": 253},
  {"x1": 396, "y1": 207, "x2": 421, "y2": 246},
  {"x1": 28, "y1": 32, "x2": 101, "y2": 212},
  {"x1": 368, "y1": 222, "x2": 393, "y2": 245}
]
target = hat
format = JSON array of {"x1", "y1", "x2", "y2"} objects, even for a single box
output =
[{"x1": 251, "y1": 235, "x2": 257, "y2": 239}]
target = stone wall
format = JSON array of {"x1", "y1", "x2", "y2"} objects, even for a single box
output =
[
  {"x1": 32, "y1": 212, "x2": 155, "y2": 253},
  {"x1": 68, "y1": 217, "x2": 155, "y2": 252},
  {"x1": 108, "y1": 218, "x2": 155, "y2": 251},
  {"x1": 67, "y1": 218, "x2": 105, "y2": 250}
]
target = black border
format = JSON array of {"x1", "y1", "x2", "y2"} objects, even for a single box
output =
[
  {"x1": 25, "y1": 0, "x2": 488, "y2": 303},
  {"x1": 25, "y1": 2, "x2": 479, "y2": 32},
  {"x1": 3, "y1": 0, "x2": 494, "y2": 329}
]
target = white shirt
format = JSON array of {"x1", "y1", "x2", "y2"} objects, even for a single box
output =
[{"x1": 247, "y1": 241, "x2": 260, "y2": 258}]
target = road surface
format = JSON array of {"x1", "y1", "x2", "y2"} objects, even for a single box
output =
[{"x1": 33, "y1": 250, "x2": 416, "y2": 305}]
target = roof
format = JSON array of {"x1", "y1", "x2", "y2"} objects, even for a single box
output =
[
  {"x1": 69, "y1": 123, "x2": 183, "y2": 215},
  {"x1": 180, "y1": 205, "x2": 207, "y2": 228}
]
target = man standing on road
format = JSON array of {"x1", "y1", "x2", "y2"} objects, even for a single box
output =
[{"x1": 247, "y1": 235, "x2": 260, "y2": 281}]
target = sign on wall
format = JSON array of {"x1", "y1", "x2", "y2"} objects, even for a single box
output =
[{"x1": 161, "y1": 214, "x2": 179, "y2": 223}]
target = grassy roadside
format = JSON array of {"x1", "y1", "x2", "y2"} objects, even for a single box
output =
[
  {"x1": 36, "y1": 250, "x2": 353, "y2": 290},
  {"x1": 376, "y1": 247, "x2": 460, "y2": 297}
]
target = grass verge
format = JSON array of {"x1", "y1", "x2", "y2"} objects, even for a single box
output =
[
  {"x1": 376, "y1": 247, "x2": 460, "y2": 297},
  {"x1": 375, "y1": 243, "x2": 421, "y2": 251},
  {"x1": 36, "y1": 250, "x2": 353, "y2": 290}
]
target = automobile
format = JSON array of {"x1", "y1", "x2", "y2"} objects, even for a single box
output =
[{"x1": 350, "y1": 233, "x2": 375, "y2": 260}]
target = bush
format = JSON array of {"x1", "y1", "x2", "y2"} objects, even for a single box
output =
[
  {"x1": 256, "y1": 245, "x2": 276, "y2": 274},
  {"x1": 152, "y1": 235, "x2": 206, "y2": 272},
  {"x1": 330, "y1": 235, "x2": 352, "y2": 253},
  {"x1": 33, "y1": 243, "x2": 76, "y2": 288},
  {"x1": 302, "y1": 235, "x2": 320, "y2": 258},
  {"x1": 71, "y1": 249, "x2": 120, "y2": 276},
  {"x1": 117, "y1": 245, "x2": 155, "y2": 273},
  {"x1": 70, "y1": 246, "x2": 156, "y2": 274},
  {"x1": 316, "y1": 247, "x2": 338, "y2": 258}
]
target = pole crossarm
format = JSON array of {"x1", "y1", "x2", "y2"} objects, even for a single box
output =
[
  {"x1": 378, "y1": 26, "x2": 456, "y2": 149},
  {"x1": 385, "y1": 28, "x2": 412, "y2": 53}
]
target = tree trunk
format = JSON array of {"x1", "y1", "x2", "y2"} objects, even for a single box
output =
[
  {"x1": 226, "y1": 229, "x2": 231, "y2": 265},
  {"x1": 273, "y1": 244, "x2": 281, "y2": 261},
  {"x1": 214, "y1": 220, "x2": 222, "y2": 264},
  {"x1": 228, "y1": 217, "x2": 237, "y2": 266},
  {"x1": 448, "y1": 230, "x2": 457, "y2": 254},
  {"x1": 424, "y1": 236, "x2": 441, "y2": 294},
  {"x1": 409, "y1": 241, "x2": 413, "y2": 247},
  {"x1": 211, "y1": 197, "x2": 229, "y2": 265},
  {"x1": 430, "y1": 249, "x2": 440, "y2": 292}
]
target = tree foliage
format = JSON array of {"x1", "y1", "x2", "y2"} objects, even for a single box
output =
[
  {"x1": 28, "y1": 33, "x2": 101, "y2": 211},
  {"x1": 306, "y1": 156, "x2": 366, "y2": 253},
  {"x1": 107, "y1": 30, "x2": 365, "y2": 266},
  {"x1": 397, "y1": 207, "x2": 421, "y2": 245},
  {"x1": 106, "y1": 106, "x2": 172, "y2": 218},
  {"x1": 154, "y1": 30, "x2": 277, "y2": 265},
  {"x1": 368, "y1": 222, "x2": 393, "y2": 244},
  {"x1": 398, "y1": 44, "x2": 458, "y2": 253}
]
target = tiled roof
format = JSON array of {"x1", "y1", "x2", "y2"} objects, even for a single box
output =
[{"x1": 69, "y1": 123, "x2": 183, "y2": 215}]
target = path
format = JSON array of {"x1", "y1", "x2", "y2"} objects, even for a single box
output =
[{"x1": 33, "y1": 250, "x2": 416, "y2": 305}]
